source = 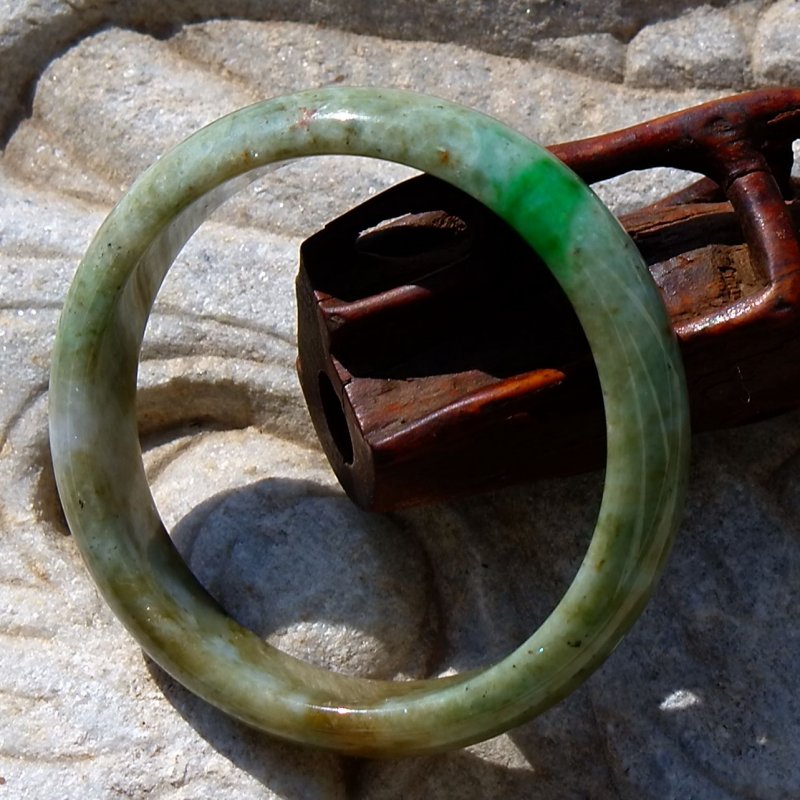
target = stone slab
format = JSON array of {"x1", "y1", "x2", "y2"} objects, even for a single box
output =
[{"x1": 1, "y1": 4, "x2": 799, "y2": 798}]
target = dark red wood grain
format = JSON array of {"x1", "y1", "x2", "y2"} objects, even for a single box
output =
[{"x1": 296, "y1": 89, "x2": 800, "y2": 510}]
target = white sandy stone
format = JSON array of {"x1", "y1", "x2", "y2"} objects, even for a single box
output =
[
  {"x1": 626, "y1": 5, "x2": 753, "y2": 89},
  {"x1": 752, "y1": 0, "x2": 800, "y2": 85},
  {"x1": 533, "y1": 33, "x2": 627, "y2": 83}
]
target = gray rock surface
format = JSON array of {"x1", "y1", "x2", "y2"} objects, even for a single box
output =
[
  {"x1": 2, "y1": 3, "x2": 800, "y2": 798},
  {"x1": 533, "y1": 33, "x2": 627, "y2": 83},
  {"x1": 0, "y1": 0, "x2": 782, "y2": 142},
  {"x1": 752, "y1": 0, "x2": 800, "y2": 84},
  {"x1": 626, "y1": 4, "x2": 754, "y2": 88}
]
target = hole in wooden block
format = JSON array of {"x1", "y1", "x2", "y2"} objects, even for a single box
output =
[{"x1": 318, "y1": 371, "x2": 354, "y2": 465}]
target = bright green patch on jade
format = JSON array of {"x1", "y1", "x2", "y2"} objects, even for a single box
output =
[
  {"x1": 49, "y1": 87, "x2": 690, "y2": 757},
  {"x1": 494, "y1": 157, "x2": 586, "y2": 268}
]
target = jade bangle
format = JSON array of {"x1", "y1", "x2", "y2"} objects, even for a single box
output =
[{"x1": 49, "y1": 87, "x2": 689, "y2": 756}]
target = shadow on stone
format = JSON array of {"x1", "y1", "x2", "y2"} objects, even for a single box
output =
[
  {"x1": 145, "y1": 657, "x2": 348, "y2": 796},
  {"x1": 167, "y1": 476, "x2": 440, "y2": 679}
]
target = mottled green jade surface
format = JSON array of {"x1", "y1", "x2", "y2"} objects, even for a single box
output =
[{"x1": 49, "y1": 88, "x2": 690, "y2": 756}]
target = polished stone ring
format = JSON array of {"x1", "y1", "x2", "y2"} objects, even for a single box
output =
[{"x1": 49, "y1": 87, "x2": 689, "y2": 756}]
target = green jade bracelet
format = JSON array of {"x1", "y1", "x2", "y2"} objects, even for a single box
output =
[{"x1": 49, "y1": 88, "x2": 690, "y2": 756}]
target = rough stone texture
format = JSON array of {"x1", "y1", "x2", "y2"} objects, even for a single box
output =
[
  {"x1": 626, "y1": 4, "x2": 754, "y2": 88},
  {"x1": 2, "y1": 3, "x2": 800, "y2": 798},
  {"x1": 533, "y1": 33, "x2": 627, "y2": 83},
  {"x1": 0, "y1": 0, "x2": 780, "y2": 142},
  {"x1": 752, "y1": 0, "x2": 800, "y2": 85}
]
